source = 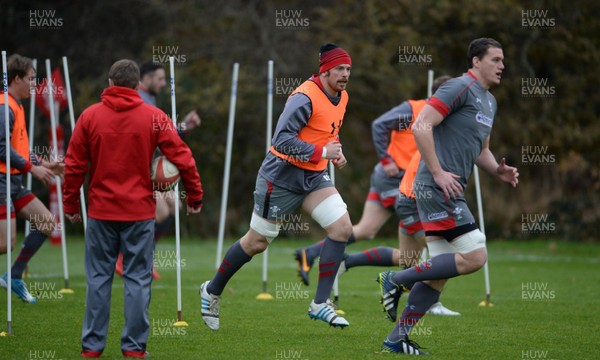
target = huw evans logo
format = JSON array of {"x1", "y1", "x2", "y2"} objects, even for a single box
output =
[
  {"x1": 398, "y1": 45, "x2": 432, "y2": 66},
  {"x1": 275, "y1": 77, "x2": 304, "y2": 96},
  {"x1": 521, "y1": 78, "x2": 555, "y2": 97},
  {"x1": 275, "y1": 282, "x2": 309, "y2": 301},
  {"x1": 152, "y1": 45, "x2": 186, "y2": 65},
  {"x1": 521, "y1": 282, "x2": 555, "y2": 301},
  {"x1": 521, "y1": 146, "x2": 556, "y2": 165},
  {"x1": 275, "y1": 10, "x2": 310, "y2": 30},
  {"x1": 521, "y1": 9, "x2": 556, "y2": 29},
  {"x1": 30, "y1": 10, "x2": 63, "y2": 29},
  {"x1": 521, "y1": 214, "x2": 556, "y2": 234}
]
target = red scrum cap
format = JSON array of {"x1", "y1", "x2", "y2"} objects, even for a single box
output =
[{"x1": 319, "y1": 44, "x2": 352, "y2": 74}]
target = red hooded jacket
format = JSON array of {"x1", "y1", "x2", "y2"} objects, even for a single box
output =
[{"x1": 63, "y1": 86, "x2": 203, "y2": 221}]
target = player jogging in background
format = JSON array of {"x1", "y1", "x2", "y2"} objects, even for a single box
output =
[
  {"x1": 0, "y1": 54, "x2": 64, "y2": 304},
  {"x1": 114, "y1": 61, "x2": 202, "y2": 280},
  {"x1": 296, "y1": 76, "x2": 459, "y2": 316},
  {"x1": 200, "y1": 43, "x2": 353, "y2": 330},
  {"x1": 378, "y1": 38, "x2": 519, "y2": 355},
  {"x1": 63, "y1": 59, "x2": 203, "y2": 358}
]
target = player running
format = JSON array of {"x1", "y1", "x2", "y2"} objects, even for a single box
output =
[
  {"x1": 295, "y1": 76, "x2": 459, "y2": 316},
  {"x1": 200, "y1": 44, "x2": 353, "y2": 330},
  {"x1": 0, "y1": 54, "x2": 64, "y2": 304},
  {"x1": 293, "y1": 92, "x2": 420, "y2": 284},
  {"x1": 377, "y1": 38, "x2": 519, "y2": 355}
]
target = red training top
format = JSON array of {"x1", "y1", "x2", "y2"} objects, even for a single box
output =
[{"x1": 63, "y1": 86, "x2": 203, "y2": 221}]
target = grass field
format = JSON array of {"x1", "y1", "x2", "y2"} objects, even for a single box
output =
[{"x1": 0, "y1": 236, "x2": 598, "y2": 359}]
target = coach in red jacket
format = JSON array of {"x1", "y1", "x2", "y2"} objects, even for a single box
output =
[{"x1": 63, "y1": 59, "x2": 203, "y2": 359}]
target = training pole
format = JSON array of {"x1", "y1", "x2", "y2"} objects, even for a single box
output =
[
  {"x1": 3, "y1": 50, "x2": 13, "y2": 336},
  {"x1": 24, "y1": 59, "x2": 37, "y2": 240},
  {"x1": 257, "y1": 60, "x2": 274, "y2": 300},
  {"x1": 427, "y1": 69, "x2": 434, "y2": 98},
  {"x1": 46, "y1": 59, "x2": 72, "y2": 294},
  {"x1": 62, "y1": 57, "x2": 87, "y2": 231},
  {"x1": 215, "y1": 63, "x2": 239, "y2": 269},
  {"x1": 474, "y1": 165, "x2": 493, "y2": 306},
  {"x1": 169, "y1": 57, "x2": 188, "y2": 326}
]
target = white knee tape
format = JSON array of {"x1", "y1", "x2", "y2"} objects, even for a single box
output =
[
  {"x1": 311, "y1": 193, "x2": 347, "y2": 228},
  {"x1": 250, "y1": 212, "x2": 279, "y2": 243},
  {"x1": 427, "y1": 239, "x2": 456, "y2": 257},
  {"x1": 452, "y1": 230, "x2": 486, "y2": 254}
]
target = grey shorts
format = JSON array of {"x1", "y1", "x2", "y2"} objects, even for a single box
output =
[
  {"x1": 0, "y1": 174, "x2": 35, "y2": 217},
  {"x1": 414, "y1": 183, "x2": 478, "y2": 240},
  {"x1": 253, "y1": 174, "x2": 333, "y2": 221},
  {"x1": 394, "y1": 193, "x2": 424, "y2": 236},
  {"x1": 367, "y1": 169, "x2": 402, "y2": 209}
]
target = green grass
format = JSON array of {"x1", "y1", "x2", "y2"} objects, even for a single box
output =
[{"x1": 0, "y1": 237, "x2": 599, "y2": 359}]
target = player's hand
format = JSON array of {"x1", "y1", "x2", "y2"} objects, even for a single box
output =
[
  {"x1": 30, "y1": 165, "x2": 55, "y2": 186},
  {"x1": 497, "y1": 158, "x2": 519, "y2": 187},
  {"x1": 333, "y1": 152, "x2": 347, "y2": 169},
  {"x1": 183, "y1": 110, "x2": 201, "y2": 131},
  {"x1": 42, "y1": 159, "x2": 65, "y2": 176},
  {"x1": 66, "y1": 213, "x2": 82, "y2": 224},
  {"x1": 323, "y1": 141, "x2": 342, "y2": 160},
  {"x1": 382, "y1": 162, "x2": 400, "y2": 177},
  {"x1": 186, "y1": 204, "x2": 202, "y2": 215},
  {"x1": 433, "y1": 170, "x2": 463, "y2": 200}
]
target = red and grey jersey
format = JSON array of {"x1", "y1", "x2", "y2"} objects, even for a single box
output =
[{"x1": 416, "y1": 71, "x2": 497, "y2": 190}]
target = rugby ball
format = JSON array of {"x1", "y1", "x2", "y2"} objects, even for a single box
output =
[{"x1": 151, "y1": 156, "x2": 180, "y2": 191}]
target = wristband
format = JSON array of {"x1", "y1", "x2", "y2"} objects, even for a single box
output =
[{"x1": 321, "y1": 147, "x2": 327, "y2": 159}]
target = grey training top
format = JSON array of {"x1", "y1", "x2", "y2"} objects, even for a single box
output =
[
  {"x1": 258, "y1": 81, "x2": 342, "y2": 193},
  {"x1": 415, "y1": 72, "x2": 497, "y2": 190}
]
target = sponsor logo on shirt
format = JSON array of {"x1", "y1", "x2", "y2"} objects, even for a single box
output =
[
  {"x1": 427, "y1": 211, "x2": 449, "y2": 221},
  {"x1": 475, "y1": 111, "x2": 493, "y2": 127}
]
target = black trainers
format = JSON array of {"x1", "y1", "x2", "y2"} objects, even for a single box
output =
[
  {"x1": 377, "y1": 270, "x2": 407, "y2": 322},
  {"x1": 381, "y1": 337, "x2": 428, "y2": 355}
]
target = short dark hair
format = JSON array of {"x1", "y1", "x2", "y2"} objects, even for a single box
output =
[
  {"x1": 432, "y1": 75, "x2": 452, "y2": 93},
  {"x1": 7, "y1": 54, "x2": 34, "y2": 85},
  {"x1": 139, "y1": 61, "x2": 164, "y2": 79},
  {"x1": 108, "y1": 59, "x2": 140, "y2": 89},
  {"x1": 467, "y1": 38, "x2": 502, "y2": 68}
]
